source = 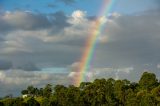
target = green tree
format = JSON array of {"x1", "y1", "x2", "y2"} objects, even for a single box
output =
[
  {"x1": 39, "y1": 88, "x2": 43, "y2": 96},
  {"x1": 125, "y1": 89, "x2": 138, "y2": 106},
  {"x1": 40, "y1": 97, "x2": 50, "y2": 106},
  {"x1": 138, "y1": 92, "x2": 156, "y2": 106},
  {"x1": 114, "y1": 80, "x2": 127, "y2": 106},
  {"x1": 2, "y1": 71, "x2": 160, "y2": 106},
  {"x1": 27, "y1": 85, "x2": 35, "y2": 96},
  {"x1": 66, "y1": 85, "x2": 80, "y2": 106},
  {"x1": 3, "y1": 98, "x2": 14, "y2": 106},
  {"x1": 27, "y1": 97, "x2": 40, "y2": 106},
  {"x1": 21, "y1": 90, "x2": 28, "y2": 95},
  {"x1": 139, "y1": 72, "x2": 158, "y2": 90},
  {"x1": 82, "y1": 79, "x2": 113, "y2": 106},
  {"x1": 53, "y1": 85, "x2": 67, "y2": 106},
  {"x1": 129, "y1": 82, "x2": 139, "y2": 92},
  {"x1": 79, "y1": 82, "x2": 91, "y2": 90},
  {"x1": 151, "y1": 85, "x2": 160, "y2": 104},
  {"x1": 34, "y1": 88, "x2": 40, "y2": 96},
  {"x1": 12, "y1": 98, "x2": 25, "y2": 106},
  {"x1": 43, "y1": 84, "x2": 52, "y2": 98}
]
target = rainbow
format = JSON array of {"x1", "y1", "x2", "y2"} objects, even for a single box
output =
[{"x1": 73, "y1": 0, "x2": 117, "y2": 86}]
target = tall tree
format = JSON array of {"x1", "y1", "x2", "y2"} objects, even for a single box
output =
[
  {"x1": 139, "y1": 72, "x2": 158, "y2": 90},
  {"x1": 27, "y1": 85, "x2": 35, "y2": 95},
  {"x1": 43, "y1": 84, "x2": 52, "y2": 98}
]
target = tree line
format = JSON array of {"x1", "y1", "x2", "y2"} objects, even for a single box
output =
[{"x1": 0, "y1": 72, "x2": 160, "y2": 106}]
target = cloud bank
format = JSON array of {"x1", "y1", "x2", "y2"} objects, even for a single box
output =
[{"x1": 0, "y1": 9, "x2": 160, "y2": 96}]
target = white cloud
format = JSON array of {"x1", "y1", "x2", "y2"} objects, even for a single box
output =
[
  {"x1": 108, "y1": 12, "x2": 121, "y2": 18},
  {"x1": 157, "y1": 64, "x2": 160, "y2": 69},
  {"x1": 70, "y1": 10, "x2": 87, "y2": 24},
  {"x1": 0, "y1": 69, "x2": 70, "y2": 96},
  {"x1": 115, "y1": 67, "x2": 133, "y2": 80},
  {"x1": 68, "y1": 61, "x2": 134, "y2": 82},
  {"x1": 69, "y1": 62, "x2": 81, "y2": 72},
  {"x1": 0, "y1": 9, "x2": 160, "y2": 96}
]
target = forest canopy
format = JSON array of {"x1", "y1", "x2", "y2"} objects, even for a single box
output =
[{"x1": 0, "y1": 72, "x2": 160, "y2": 106}]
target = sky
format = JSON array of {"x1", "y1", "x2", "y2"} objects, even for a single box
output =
[{"x1": 0, "y1": 0, "x2": 160, "y2": 96}]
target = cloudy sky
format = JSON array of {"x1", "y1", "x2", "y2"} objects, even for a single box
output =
[{"x1": 0, "y1": 0, "x2": 160, "y2": 96}]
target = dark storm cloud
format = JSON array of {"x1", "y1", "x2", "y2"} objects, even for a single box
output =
[
  {"x1": 109, "y1": 14, "x2": 159, "y2": 64},
  {"x1": 0, "y1": 9, "x2": 159, "y2": 96},
  {"x1": 6, "y1": 46, "x2": 81, "y2": 68},
  {"x1": 0, "y1": 11, "x2": 51, "y2": 32},
  {"x1": 49, "y1": 11, "x2": 71, "y2": 33},
  {"x1": 17, "y1": 62, "x2": 40, "y2": 71},
  {"x1": 92, "y1": 12, "x2": 160, "y2": 80},
  {"x1": 1, "y1": 10, "x2": 160, "y2": 69},
  {"x1": 0, "y1": 11, "x2": 70, "y2": 34},
  {"x1": 0, "y1": 60, "x2": 12, "y2": 70}
]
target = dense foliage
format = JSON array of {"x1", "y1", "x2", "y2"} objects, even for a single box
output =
[{"x1": 1, "y1": 72, "x2": 160, "y2": 106}]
